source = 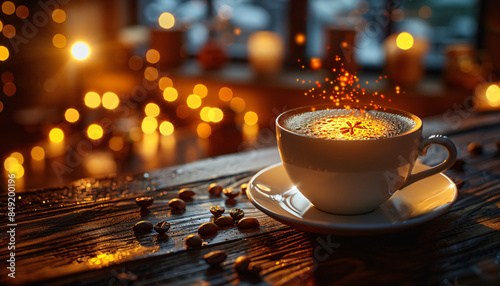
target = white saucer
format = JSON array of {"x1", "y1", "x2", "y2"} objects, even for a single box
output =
[{"x1": 247, "y1": 162, "x2": 458, "y2": 235}]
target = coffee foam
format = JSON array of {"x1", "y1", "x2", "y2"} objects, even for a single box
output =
[{"x1": 284, "y1": 109, "x2": 416, "y2": 140}]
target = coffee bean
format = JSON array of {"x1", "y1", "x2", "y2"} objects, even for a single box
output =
[
  {"x1": 215, "y1": 216, "x2": 235, "y2": 226},
  {"x1": 132, "y1": 220, "x2": 153, "y2": 233},
  {"x1": 233, "y1": 255, "x2": 251, "y2": 274},
  {"x1": 451, "y1": 158, "x2": 465, "y2": 171},
  {"x1": 185, "y1": 234, "x2": 203, "y2": 248},
  {"x1": 198, "y1": 222, "x2": 218, "y2": 236},
  {"x1": 223, "y1": 188, "x2": 240, "y2": 199},
  {"x1": 240, "y1": 183, "x2": 248, "y2": 195},
  {"x1": 229, "y1": 208, "x2": 245, "y2": 220},
  {"x1": 169, "y1": 198, "x2": 186, "y2": 210},
  {"x1": 154, "y1": 221, "x2": 171, "y2": 234},
  {"x1": 468, "y1": 142, "x2": 483, "y2": 155},
  {"x1": 237, "y1": 217, "x2": 260, "y2": 230},
  {"x1": 204, "y1": 250, "x2": 227, "y2": 265},
  {"x1": 248, "y1": 263, "x2": 262, "y2": 275},
  {"x1": 208, "y1": 183, "x2": 223, "y2": 196},
  {"x1": 178, "y1": 188, "x2": 195, "y2": 200},
  {"x1": 210, "y1": 205, "x2": 225, "y2": 216},
  {"x1": 135, "y1": 197, "x2": 154, "y2": 208}
]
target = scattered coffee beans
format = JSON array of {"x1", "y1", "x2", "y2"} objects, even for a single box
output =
[
  {"x1": 215, "y1": 216, "x2": 235, "y2": 226},
  {"x1": 132, "y1": 221, "x2": 153, "y2": 233},
  {"x1": 229, "y1": 208, "x2": 245, "y2": 220},
  {"x1": 451, "y1": 158, "x2": 465, "y2": 171},
  {"x1": 178, "y1": 188, "x2": 195, "y2": 200},
  {"x1": 185, "y1": 234, "x2": 203, "y2": 248},
  {"x1": 208, "y1": 183, "x2": 223, "y2": 196},
  {"x1": 468, "y1": 142, "x2": 483, "y2": 155},
  {"x1": 169, "y1": 198, "x2": 186, "y2": 210},
  {"x1": 198, "y1": 222, "x2": 218, "y2": 236},
  {"x1": 240, "y1": 183, "x2": 248, "y2": 195},
  {"x1": 237, "y1": 217, "x2": 260, "y2": 230},
  {"x1": 204, "y1": 250, "x2": 227, "y2": 265},
  {"x1": 154, "y1": 221, "x2": 171, "y2": 234},
  {"x1": 223, "y1": 188, "x2": 240, "y2": 199},
  {"x1": 233, "y1": 255, "x2": 251, "y2": 274},
  {"x1": 210, "y1": 205, "x2": 225, "y2": 216},
  {"x1": 135, "y1": 197, "x2": 154, "y2": 208}
]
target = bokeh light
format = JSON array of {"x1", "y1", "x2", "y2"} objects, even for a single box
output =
[
  {"x1": 15, "y1": 5, "x2": 29, "y2": 18},
  {"x1": 159, "y1": 12, "x2": 175, "y2": 29},
  {"x1": 49, "y1": 128, "x2": 64, "y2": 143},
  {"x1": 52, "y1": 34, "x2": 66, "y2": 48},
  {"x1": 144, "y1": 67, "x2": 158, "y2": 81},
  {"x1": 0, "y1": 46, "x2": 9, "y2": 61},
  {"x1": 396, "y1": 32, "x2": 414, "y2": 50},
  {"x1": 1, "y1": 1, "x2": 15, "y2": 15},
  {"x1": 193, "y1": 84, "x2": 208, "y2": 98},
  {"x1": 3, "y1": 24, "x2": 15, "y2": 38},
  {"x1": 10, "y1": 152, "x2": 24, "y2": 165},
  {"x1": 87, "y1": 124, "x2": 104, "y2": 140},
  {"x1": 219, "y1": 87, "x2": 233, "y2": 101},
  {"x1": 208, "y1": 108, "x2": 223, "y2": 123},
  {"x1": 146, "y1": 49, "x2": 160, "y2": 64},
  {"x1": 159, "y1": 77, "x2": 173, "y2": 90},
  {"x1": 4, "y1": 157, "x2": 18, "y2": 172},
  {"x1": 9, "y1": 163, "x2": 24, "y2": 178},
  {"x1": 200, "y1": 107, "x2": 211, "y2": 122},
  {"x1": 84, "y1": 91, "x2": 101, "y2": 108},
  {"x1": 187, "y1": 94, "x2": 202, "y2": 109},
  {"x1": 419, "y1": 5, "x2": 432, "y2": 19},
  {"x1": 102, "y1": 92, "x2": 120, "y2": 110},
  {"x1": 71, "y1": 42, "x2": 90, "y2": 60},
  {"x1": 3, "y1": 82, "x2": 15, "y2": 96},
  {"x1": 197, "y1": 123, "x2": 211, "y2": 138},
  {"x1": 128, "y1": 56, "x2": 143, "y2": 71},
  {"x1": 244, "y1": 111, "x2": 258, "y2": 125},
  {"x1": 230, "y1": 97, "x2": 245, "y2": 113},
  {"x1": 145, "y1": 103, "x2": 160, "y2": 117},
  {"x1": 109, "y1": 136, "x2": 124, "y2": 151},
  {"x1": 1, "y1": 71, "x2": 13, "y2": 83},
  {"x1": 52, "y1": 9, "x2": 66, "y2": 23},
  {"x1": 310, "y1": 57, "x2": 322, "y2": 70},
  {"x1": 159, "y1": 121, "x2": 174, "y2": 136},
  {"x1": 163, "y1": 87, "x2": 178, "y2": 102},
  {"x1": 486, "y1": 84, "x2": 500, "y2": 106},
  {"x1": 295, "y1": 33, "x2": 306, "y2": 45},
  {"x1": 141, "y1": 117, "x2": 158, "y2": 134},
  {"x1": 65, "y1": 108, "x2": 80, "y2": 123},
  {"x1": 0, "y1": 101, "x2": 3, "y2": 112},
  {"x1": 31, "y1": 146, "x2": 45, "y2": 161},
  {"x1": 0, "y1": 21, "x2": 3, "y2": 32}
]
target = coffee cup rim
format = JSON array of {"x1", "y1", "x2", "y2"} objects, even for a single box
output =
[{"x1": 276, "y1": 104, "x2": 422, "y2": 141}]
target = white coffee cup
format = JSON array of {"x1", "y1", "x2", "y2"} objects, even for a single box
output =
[{"x1": 276, "y1": 105, "x2": 457, "y2": 215}]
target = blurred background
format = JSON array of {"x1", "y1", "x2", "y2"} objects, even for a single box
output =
[{"x1": 1, "y1": 0, "x2": 499, "y2": 190}]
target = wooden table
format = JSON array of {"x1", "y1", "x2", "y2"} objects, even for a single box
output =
[{"x1": 2, "y1": 111, "x2": 500, "y2": 286}]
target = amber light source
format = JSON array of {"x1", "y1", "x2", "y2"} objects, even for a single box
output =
[{"x1": 71, "y1": 42, "x2": 90, "y2": 60}]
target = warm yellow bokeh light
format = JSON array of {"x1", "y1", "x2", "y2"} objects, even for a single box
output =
[
  {"x1": 52, "y1": 34, "x2": 66, "y2": 48},
  {"x1": 49, "y1": 128, "x2": 64, "y2": 143},
  {"x1": 295, "y1": 33, "x2": 306, "y2": 45},
  {"x1": 141, "y1": 117, "x2": 158, "y2": 134},
  {"x1": 146, "y1": 49, "x2": 160, "y2": 64},
  {"x1": 15, "y1": 5, "x2": 29, "y2": 18},
  {"x1": 4, "y1": 157, "x2": 18, "y2": 172},
  {"x1": 10, "y1": 152, "x2": 24, "y2": 165},
  {"x1": 109, "y1": 136, "x2": 124, "y2": 151},
  {"x1": 2, "y1": 1, "x2": 15, "y2": 15},
  {"x1": 187, "y1": 94, "x2": 202, "y2": 109},
  {"x1": 197, "y1": 122, "x2": 211, "y2": 138},
  {"x1": 159, "y1": 12, "x2": 175, "y2": 29},
  {"x1": 486, "y1": 84, "x2": 500, "y2": 106},
  {"x1": 159, "y1": 77, "x2": 173, "y2": 90},
  {"x1": 102, "y1": 92, "x2": 120, "y2": 110},
  {"x1": 0, "y1": 46, "x2": 8, "y2": 61},
  {"x1": 0, "y1": 20, "x2": 3, "y2": 32},
  {"x1": 159, "y1": 121, "x2": 174, "y2": 136},
  {"x1": 144, "y1": 67, "x2": 158, "y2": 81},
  {"x1": 52, "y1": 9, "x2": 66, "y2": 23},
  {"x1": 218, "y1": 87, "x2": 233, "y2": 101},
  {"x1": 65, "y1": 108, "x2": 80, "y2": 123},
  {"x1": 145, "y1": 103, "x2": 160, "y2": 117},
  {"x1": 2, "y1": 24, "x2": 15, "y2": 38},
  {"x1": 208, "y1": 108, "x2": 223, "y2": 123},
  {"x1": 200, "y1": 107, "x2": 211, "y2": 122},
  {"x1": 31, "y1": 146, "x2": 45, "y2": 161},
  {"x1": 84, "y1": 91, "x2": 101, "y2": 108},
  {"x1": 193, "y1": 84, "x2": 208, "y2": 98},
  {"x1": 244, "y1": 111, "x2": 259, "y2": 125},
  {"x1": 71, "y1": 42, "x2": 90, "y2": 60},
  {"x1": 87, "y1": 124, "x2": 104, "y2": 140},
  {"x1": 230, "y1": 97, "x2": 245, "y2": 113},
  {"x1": 396, "y1": 32, "x2": 414, "y2": 50},
  {"x1": 9, "y1": 163, "x2": 24, "y2": 178},
  {"x1": 163, "y1": 87, "x2": 178, "y2": 102}
]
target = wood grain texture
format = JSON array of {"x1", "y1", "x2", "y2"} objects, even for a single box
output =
[{"x1": 1, "y1": 116, "x2": 500, "y2": 286}]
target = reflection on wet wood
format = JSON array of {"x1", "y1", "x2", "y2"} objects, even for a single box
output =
[{"x1": 1, "y1": 119, "x2": 500, "y2": 285}]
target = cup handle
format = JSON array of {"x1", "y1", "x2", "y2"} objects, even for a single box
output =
[{"x1": 400, "y1": 135, "x2": 457, "y2": 189}]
